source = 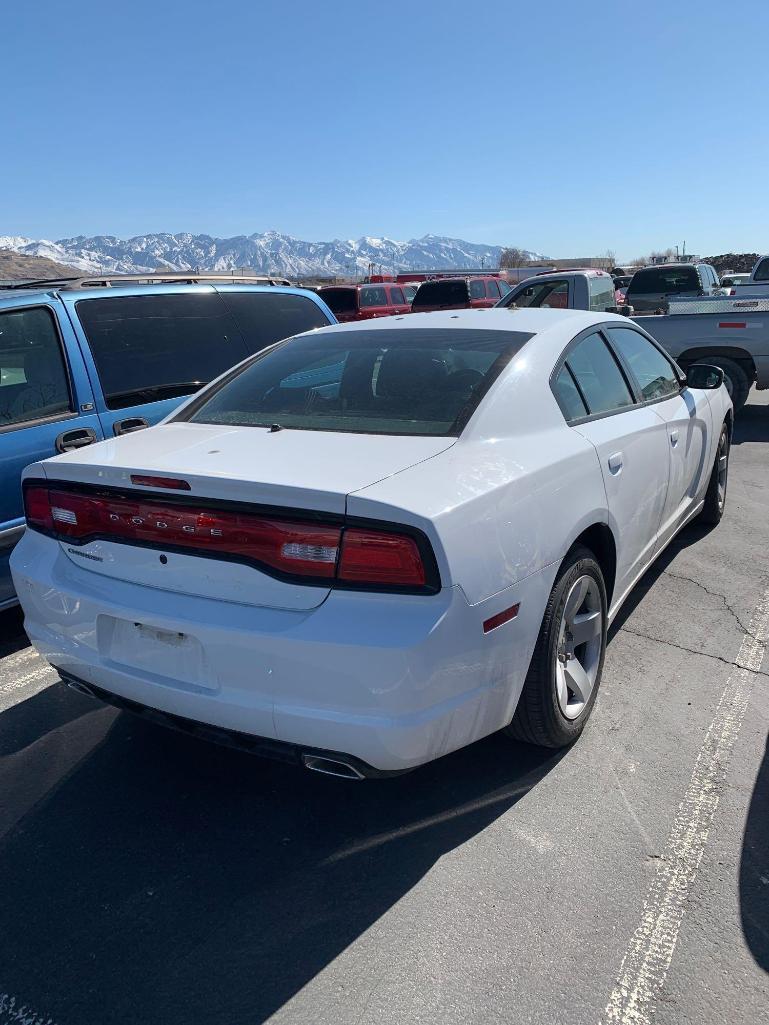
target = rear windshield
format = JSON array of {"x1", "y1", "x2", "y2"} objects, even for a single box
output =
[
  {"x1": 180, "y1": 328, "x2": 533, "y2": 437},
  {"x1": 318, "y1": 288, "x2": 358, "y2": 315},
  {"x1": 627, "y1": 267, "x2": 699, "y2": 295},
  {"x1": 753, "y1": 258, "x2": 769, "y2": 282},
  {"x1": 76, "y1": 291, "x2": 331, "y2": 410},
  {"x1": 412, "y1": 280, "x2": 469, "y2": 308}
]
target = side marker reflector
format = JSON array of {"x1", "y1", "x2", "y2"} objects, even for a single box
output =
[{"x1": 483, "y1": 603, "x2": 520, "y2": 634}]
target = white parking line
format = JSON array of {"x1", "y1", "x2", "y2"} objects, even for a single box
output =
[{"x1": 601, "y1": 583, "x2": 769, "y2": 1025}]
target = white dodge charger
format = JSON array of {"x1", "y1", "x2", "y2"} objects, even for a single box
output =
[{"x1": 11, "y1": 309, "x2": 731, "y2": 778}]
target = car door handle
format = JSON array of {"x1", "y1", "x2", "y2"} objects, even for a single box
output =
[
  {"x1": 113, "y1": 417, "x2": 149, "y2": 436},
  {"x1": 56, "y1": 427, "x2": 98, "y2": 453},
  {"x1": 670, "y1": 429, "x2": 679, "y2": 447},
  {"x1": 607, "y1": 452, "x2": 623, "y2": 474}
]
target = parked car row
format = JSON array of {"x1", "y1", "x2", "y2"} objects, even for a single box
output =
[
  {"x1": 497, "y1": 268, "x2": 769, "y2": 411},
  {"x1": 316, "y1": 275, "x2": 512, "y2": 320}
]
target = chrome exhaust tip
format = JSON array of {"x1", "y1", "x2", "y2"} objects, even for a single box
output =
[
  {"x1": 64, "y1": 677, "x2": 96, "y2": 699},
  {"x1": 302, "y1": 754, "x2": 365, "y2": 780}
]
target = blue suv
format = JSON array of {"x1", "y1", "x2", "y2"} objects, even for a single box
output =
[{"x1": 0, "y1": 275, "x2": 335, "y2": 608}]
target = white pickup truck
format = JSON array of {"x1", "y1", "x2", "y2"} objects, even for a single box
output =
[
  {"x1": 731, "y1": 255, "x2": 769, "y2": 297},
  {"x1": 498, "y1": 269, "x2": 769, "y2": 410}
]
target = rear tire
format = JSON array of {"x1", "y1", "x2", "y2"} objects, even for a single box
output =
[
  {"x1": 711, "y1": 357, "x2": 750, "y2": 411},
  {"x1": 507, "y1": 545, "x2": 607, "y2": 748},
  {"x1": 698, "y1": 424, "x2": 730, "y2": 525}
]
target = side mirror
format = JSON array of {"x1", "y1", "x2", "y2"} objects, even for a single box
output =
[{"x1": 686, "y1": 363, "x2": 724, "y2": 390}]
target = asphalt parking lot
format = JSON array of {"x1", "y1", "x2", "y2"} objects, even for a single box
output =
[{"x1": 1, "y1": 393, "x2": 768, "y2": 1025}]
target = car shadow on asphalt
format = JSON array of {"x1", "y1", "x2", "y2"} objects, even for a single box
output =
[
  {"x1": 0, "y1": 605, "x2": 28, "y2": 659},
  {"x1": 731, "y1": 397, "x2": 769, "y2": 446},
  {"x1": 0, "y1": 680, "x2": 567, "y2": 1024},
  {"x1": 608, "y1": 521, "x2": 712, "y2": 639},
  {"x1": 740, "y1": 732, "x2": 769, "y2": 973}
]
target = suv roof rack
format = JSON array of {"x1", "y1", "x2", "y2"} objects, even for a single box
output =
[{"x1": 1, "y1": 272, "x2": 294, "y2": 291}]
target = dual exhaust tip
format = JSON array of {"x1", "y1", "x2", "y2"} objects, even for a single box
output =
[{"x1": 63, "y1": 678, "x2": 365, "y2": 780}]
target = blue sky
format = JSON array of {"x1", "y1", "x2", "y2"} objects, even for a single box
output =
[{"x1": 3, "y1": 0, "x2": 767, "y2": 259}]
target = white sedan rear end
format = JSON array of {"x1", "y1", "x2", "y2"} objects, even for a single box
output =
[{"x1": 11, "y1": 309, "x2": 732, "y2": 777}]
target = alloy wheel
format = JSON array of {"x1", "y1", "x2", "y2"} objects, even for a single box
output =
[
  {"x1": 717, "y1": 431, "x2": 729, "y2": 513},
  {"x1": 555, "y1": 575, "x2": 604, "y2": 720}
]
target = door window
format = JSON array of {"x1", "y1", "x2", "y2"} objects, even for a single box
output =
[
  {"x1": 513, "y1": 280, "x2": 569, "y2": 308},
  {"x1": 0, "y1": 306, "x2": 72, "y2": 428},
  {"x1": 389, "y1": 287, "x2": 405, "y2": 305},
  {"x1": 497, "y1": 280, "x2": 512, "y2": 295},
  {"x1": 469, "y1": 279, "x2": 486, "y2": 299},
  {"x1": 606, "y1": 328, "x2": 680, "y2": 402},
  {"x1": 359, "y1": 287, "x2": 388, "y2": 307},
  {"x1": 564, "y1": 332, "x2": 634, "y2": 416},
  {"x1": 485, "y1": 280, "x2": 501, "y2": 298}
]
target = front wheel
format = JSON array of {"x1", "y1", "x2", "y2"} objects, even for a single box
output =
[{"x1": 507, "y1": 545, "x2": 607, "y2": 748}]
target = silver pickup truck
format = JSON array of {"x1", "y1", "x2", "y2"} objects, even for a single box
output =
[
  {"x1": 731, "y1": 255, "x2": 769, "y2": 298},
  {"x1": 498, "y1": 269, "x2": 769, "y2": 410}
]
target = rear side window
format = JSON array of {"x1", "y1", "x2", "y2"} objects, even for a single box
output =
[
  {"x1": 552, "y1": 365, "x2": 588, "y2": 421},
  {"x1": 221, "y1": 291, "x2": 331, "y2": 355},
  {"x1": 389, "y1": 287, "x2": 405, "y2": 304},
  {"x1": 564, "y1": 333, "x2": 634, "y2": 416},
  {"x1": 627, "y1": 267, "x2": 699, "y2": 295},
  {"x1": 76, "y1": 293, "x2": 248, "y2": 410},
  {"x1": 318, "y1": 288, "x2": 358, "y2": 315},
  {"x1": 0, "y1": 306, "x2": 72, "y2": 428},
  {"x1": 412, "y1": 280, "x2": 469, "y2": 308},
  {"x1": 182, "y1": 327, "x2": 534, "y2": 437},
  {"x1": 606, "y1": 328, "x2": 679, "y2": 402},
  {"x1": 469, "y1": 279, "x2": 486, "y2": 299},
  {"x1": 754, "y1": 258, "x2": 769, "y2": 282},
  {"x1": 360, "y1": 287, "x2": 388, "y2": 308},
  {"x1": 588, "y1": 276, "x2": 616, "y2": 312}
]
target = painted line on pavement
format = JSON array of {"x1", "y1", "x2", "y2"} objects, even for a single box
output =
[{"x1": 601, "y1": 582, "x2": 769, "y2": 1024}]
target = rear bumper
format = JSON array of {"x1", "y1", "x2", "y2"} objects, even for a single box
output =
[{"x1": 11, "y1": 532, "x2": 546, "y2": 771}]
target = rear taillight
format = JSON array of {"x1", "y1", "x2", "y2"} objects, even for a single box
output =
[
  {"x1": 338, "y1": 529, "x2": 426, "y2": 587},
  {"x1": 24, "y1": 485, "x2": 54, "y2": 533},
  {"x1": 23, "y1": 483, "x2": 436, "y2": 592}
]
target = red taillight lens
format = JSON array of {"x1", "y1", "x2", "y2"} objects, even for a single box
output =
[
  {"x1": 338, "y1": 529, "x2": 426, "y2": 587},
  {"x1": 30, "y1": 486, "x2": 342, "y2": 580},
  {"x1": 24, "y1": 483, "x2": 435, "y2": 592},
  {"x1": 23, "y1": 485, "x2": 54, "y2": 532}
]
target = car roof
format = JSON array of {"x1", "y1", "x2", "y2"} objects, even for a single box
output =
[
  {"x1": 0, "y1": 282, "x2": 327, "y2": 305},
  {"x1": 293, "y1": 307, "x2": 624, "y2": 338},
  {"x1": 634, "y1": 263, "x2": 703, "y2": 271}
]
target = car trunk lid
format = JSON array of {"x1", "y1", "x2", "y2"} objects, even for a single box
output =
[{"x1": 40, "y1": 422, "x2": 453, "y2": 610}]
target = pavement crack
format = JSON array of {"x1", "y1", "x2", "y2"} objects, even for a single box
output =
[
  {"x1": 617, "y1": 625, "x2": 769, "y2": 678},
  {"x1": 662, "y1": 569, "x2": 759, "y2": 640}
]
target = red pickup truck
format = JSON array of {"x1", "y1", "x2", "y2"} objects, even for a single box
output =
[{"x1": 317, "y1": 283, "x2": 411, "y2": 322}]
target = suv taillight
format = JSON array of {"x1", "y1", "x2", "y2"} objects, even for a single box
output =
[{"x1": 23, "y1": 482, "x2": 436, "y2": 593}]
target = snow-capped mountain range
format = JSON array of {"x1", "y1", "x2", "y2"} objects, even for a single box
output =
[{"x1": 0, "y1": 231, "x2": 542, "y2": 278}]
